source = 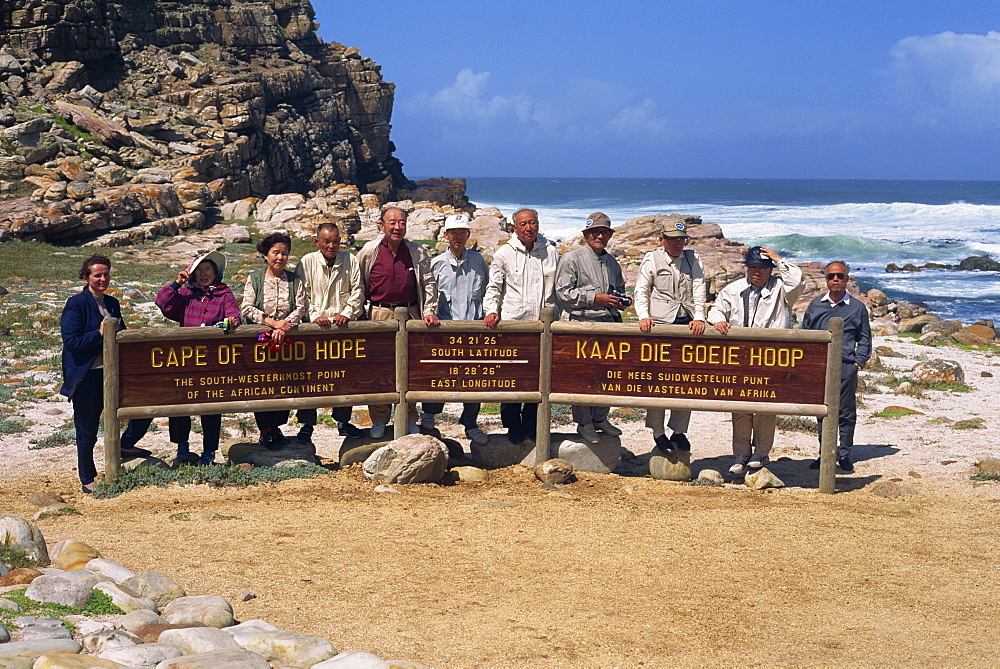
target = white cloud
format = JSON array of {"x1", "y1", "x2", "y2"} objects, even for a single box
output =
[
  {"x1": 886, "y1": 31, "x2": 1000, "y2": 128},
  {"x1": 404, "y1": 69, "x2": 672, "y2": 144}
]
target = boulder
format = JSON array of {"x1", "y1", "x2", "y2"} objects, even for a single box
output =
[
  {"x1": 697, "y1": 469, "x2": 725, "y2": 484},
  {"x1": 0, "y1": 568, "x2": 44, "y2": 586},
  {"x1": 0, "y1": 639, "x2": 81, "y2": 660},
  {"x1": 29, "y1": 653, "x2": 123, "y2": 668},
  {"x1": 158, "y1": 627, "x2": 242, "y2": 655},
  {"x1": 152, "y1": 650, "x2": 271, "y2": 668},
  {"x1": 99, "y1": 643, "x2": 182, "y2": 667},
  {"x1": 48, "y1": 540, "x2": 100, "y2": 571},
  {"x1": 544, "y1": 438, "x2": 621, "y2": 474},
  {"x1": 245, "y1": 630, "x2": 337, "y2": 667},
  {"x1": 920, "y1": 320, "x2": 961, "y2": 337},
  {"x1": 866, "y1": 289, "x2": 888, "y2": 306},
  {"x1": 911, "y1": 359, "x2": 965, "y2": 385},
  {"x1": 115, "y1": 609, "x2": 168, "y2": 634},
  {"x1": 362, "y1": 434, "x2": 449, "y2": 484},
  {"x1": 161, "y1": 595, "x2": 236, "y2": 628},
  {"x1": 649, "y1": 453, "x2": 692, "y2": 481},
  {"x1": 952, "y1": 330, "x2": 990, "y2": 347},
  {"x1": 81, "y1": 629, "x2": 142, "y2": 653},
  {"x1": 471, "y1": 437, "x2": 533, "y2": 469},
  {"x1": 133, "y1": 623, "x2": 208, "y2": 644},
  {"x1": 222, "y1": 620, "x2": 280, "y2": 648},
  {"x1": 93, "y1": 582, "x2": 157, "y2": 613},
  {"x1": 958, "y1": 255, "x2": 1000, "y2": 271},
  {"x1": 23, "y1": 575, "x2": 93, "y2": 608},
  {"x1": 964, "y1": 323, "x2": 996, "y2": 340},
  {"x1": 0, "y1": 516, "x2": 49, "y2": 565},
  {"x1": 896, "y1": 314, "x2": 940, "y2": 333},
  {"x1": 312, "y1": 650, "x2": 388, "y2": 668},
  {"x1": 85, "y1": 558, "x2": 135, "y2": 584},
  {"x1": 450, "y1": 466, "x2": 489, "y2": 482},
  {"x1": 121, "y1": 571, "x2": 185, "y2": 610}
]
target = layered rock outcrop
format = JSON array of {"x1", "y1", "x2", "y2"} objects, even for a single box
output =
[{"x1": 0, "y1": 0, "x2": 430, "y2": 241}]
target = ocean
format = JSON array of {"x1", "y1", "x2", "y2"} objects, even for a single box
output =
[{"x1": 462, "y1": 177, "x2": 1000, "y2": 325}]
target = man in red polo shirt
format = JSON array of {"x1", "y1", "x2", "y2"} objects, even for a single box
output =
[{"x1": 357, "y1": 207, "x2": 439, "y2": 438}]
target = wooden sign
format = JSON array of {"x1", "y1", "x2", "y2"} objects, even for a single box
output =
[
  {"x1": 408, "y1": 331, "x2": 540, "y2": 393},
  {"x1": 118, "y1": 330, "x2": 396, "y2": 408},
  {"x1": 551, "y1": 333, "x2": 828, "y2": 405}
]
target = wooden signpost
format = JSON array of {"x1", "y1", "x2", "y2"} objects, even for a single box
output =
[{"x1": 103, "y1": 311, "x2": 843, "y2": 493}]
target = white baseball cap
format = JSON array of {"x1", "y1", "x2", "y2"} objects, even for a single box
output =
[{"x1": 443, "y1": 214, "x2": 471, "y2": 231}]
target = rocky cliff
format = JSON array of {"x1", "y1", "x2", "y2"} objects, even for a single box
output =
[{"x1": 0, "y1": 0, "x2": 424, "y2": 241}]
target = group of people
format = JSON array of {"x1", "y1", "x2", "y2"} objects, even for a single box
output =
[{"x1": 60, "y1": 207, "x2": 871, "y2": 492}]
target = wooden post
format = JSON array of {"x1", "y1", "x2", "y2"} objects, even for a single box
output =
[
  {"x1": 102, "y1": 318, "x2": 121, "y2": 483},
  {"x1": 393, "y1": 307, "x2": 410, "y2": 439},
  {"x1": 534, "y1": 308, "x2": 555, "y2": 463},
  {"x1": 818, "y1": 317, "x2": 844, "y2": 493}
]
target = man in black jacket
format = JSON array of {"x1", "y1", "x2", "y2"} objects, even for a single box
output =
[{"x1": 803, "y1": 261, "x2": 872, "y2": 473}]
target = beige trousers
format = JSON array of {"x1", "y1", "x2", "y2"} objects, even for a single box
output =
[
  {"x1": 730, "y1": 412, "x2": 776, "y2": 457},
  {"x1": 367, "y1": 304, "x2": 420, "y2": 425}
]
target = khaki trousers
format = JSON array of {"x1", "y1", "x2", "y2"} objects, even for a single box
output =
[
  {"x1": 730, "y1": 412, "x2": 776, "y2": 457},
  {"x1": 368, "y1": 304, "x2": 420, "y2": 425}
]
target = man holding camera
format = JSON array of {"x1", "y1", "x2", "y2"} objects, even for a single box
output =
[{"x1": 555, "y1": 212, "x2": 627, "y2": 443}]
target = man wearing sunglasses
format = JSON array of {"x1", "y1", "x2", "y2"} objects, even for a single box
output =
[{"x1": 802, "y1": 261, "x2": 872, "y2": 473}]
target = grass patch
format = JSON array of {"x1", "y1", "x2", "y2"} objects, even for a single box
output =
[
  {"x1": 872, "y1": 406, "x2": 923, "y2": 419},
  {"x1": 0, "y1": 543, "x2": 41, "y2": 570},
  {"x1": 610, "y1": 407, "x2": 645, "y2": 422},
  {"x1": 952, "y1": 418, "x2": 985, "y2": 430},
  {"x1": 929, "y1": 382, "x2": 972, "y2": 392},
  {"x1": 30, "y1": 422, "x2": 76, "y2": 450},
  {"x1": 551, "y1": 403, "x2": 573, "y2": 426},
  {"x1": 0, "y1": 416, "x2": 28, "y2": 434},
  {"x1": 0, "y1": 587, "x2": 125, "y2": 630},
  {"x1": 776, "y1": 416, "x2": 820, "y2": 434},
  {"x1": 35, "y1": 505, "x2": 80, "y2": 520},
  {"x1": 481, "y1": 403, "x2": 501, "y2": 415},
  {"x1": 689, "y1": 478, "x2": 722, "y2": 487},
  {"x1": 93, "y1": 462, "x2": 331, "y2": 499}
]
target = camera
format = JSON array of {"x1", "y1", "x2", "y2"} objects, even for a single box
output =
[{"x1": 609, "y1": 288, "x2": 632, "y2": 308}]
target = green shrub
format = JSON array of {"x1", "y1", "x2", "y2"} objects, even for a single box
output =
[{"x1": 93, "y1": 462, "x2": 331, "y2": 499}]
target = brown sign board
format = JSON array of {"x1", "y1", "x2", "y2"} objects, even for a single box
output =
[
  {"x1": 118, "y1": 330, "x2": 397, "y2": 408},
  {"x1": 408, "y1": 331, "x2": 540, "y2": 393},
  {"x1": 551, "y1": 333, "x2": 827, "y2": 405}
]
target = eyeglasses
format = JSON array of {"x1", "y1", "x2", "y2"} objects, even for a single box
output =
[{"x1": 825, "y1": 272, "x2": 847, "y2": 280}]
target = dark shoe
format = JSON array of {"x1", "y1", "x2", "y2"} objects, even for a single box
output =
[
  {"x1": 838, "y1": 457, "x2": 855, "y2": 473},
  {"x1": 81, "y1": 482, "x2": 95, "y2": 494},
  {"x1": 296, "y1": 431, "x2": 314, "y2": 446},
  {"x1": 197, "y1": 451, "x2": 216, "y2": 466},
  {"x1": 808, "y1": 457, "x2": 822, "y2": 470},
  {"x1": 272, "y1": 430, "x2": 291, "y2": 446},
  {"x1": 338, "y1": 422, "x2": 364, "y2": 438},
  {"x1": 259, "y1": 429, "x2": 284, "y2": 451},
  {"x1": 508, "y1": 430, "x2": 525, "y2": 445},
  {"x1": 120, "y1": 446, "x2": 152, "y2": 460},
  {"x1": 653, "y1": 434, "x2": 674, "y2": 453},
  {"x1": 175, "y1": 441, "x2": 191, "y2": 460},
  {"x1": 671, "y1": 433, "x2": 691, "y2": 451}
]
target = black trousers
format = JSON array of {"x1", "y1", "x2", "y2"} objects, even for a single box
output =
[
  {"x1": 817, "y1": 362, "x2": 859, "y2": 459},
  {"x1": 121, "y1": 414, "x2": 223, "y2": 452},
  {"x1": 500, "y1": 403, "x2": 537, "y2": 439}
]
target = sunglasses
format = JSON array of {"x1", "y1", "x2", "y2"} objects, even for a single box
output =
[{"x1": 825, "y1": 272, "x2": 847, "y2": 280}]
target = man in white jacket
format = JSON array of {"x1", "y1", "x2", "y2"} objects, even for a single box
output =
[
  {"x1": 483, "y1": 208, "x2": 558, "y2": 445},
  {"x1": 708, "y1": 245, "x2": 804, "y2": 475}
]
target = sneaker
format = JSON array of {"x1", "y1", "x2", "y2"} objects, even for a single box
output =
[
  {"x1": 671, "y1": 433, "x2": 692, "y2": 451},
  {"x1": 338, "y1": 422, "x2": 364, "y2": 439},
  {"x1": 197, "y1": 451, "x2": 216, "y2": 466},
  {"x1": 420, "y1": 412, "x2": 436, "y2": 429},
  {"x1": 838, "y1": 457, "x2": 855, "y2": 473},
  {"x1": 808, "y1": 457, "x2": 822, "y2": 470},
  {"x1": 729, "y1": 457, "x2": 751, "y2": 475},
  {"x1": 577, "y1": 423, "x2": 601, "y2": 444},
  {"x1": 748, "y1": 453, "x2": 769, "y2": 469},
  {"x1": 653, "y1": 434, "x2": 674, "y2": 453},
  {"x1": 369, "y1": 422, "x2": 387, "y2": 439},
  {"x1": 593, "y1": 419, "x2": 622, "y2": 436},
  {"x1": 407, "y1": 421, "x2": 420, "y2": 435},
  {"x1": 465, "y1": 427, "x2": 490, "y2": 446}
]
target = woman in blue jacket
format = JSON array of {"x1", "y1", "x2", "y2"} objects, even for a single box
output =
[{"x1": 60, "y1": 254, "x2": 149, "y2": 493}]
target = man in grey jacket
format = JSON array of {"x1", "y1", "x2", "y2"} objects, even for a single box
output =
[{"x1": 555, "y1": 212, "x2": 626, "y2": 444}]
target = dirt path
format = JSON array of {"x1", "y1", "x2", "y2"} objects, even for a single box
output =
[{"x1": 3, "y1": 329, "x2": 1000, "y2": 666}]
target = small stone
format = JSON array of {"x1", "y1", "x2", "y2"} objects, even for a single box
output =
[
  {"x1": 373, "y1": 484, "x2": 400, "y2": 494},
  {"x1": 0, "y1": 598, "x2": 21, "y2": 612},
  {"x1": 975, "y1": 459, "x2": 1000, "y2": 477},
  {"x1": 870, "y1": 481, "x2": 902, "y2": 498},
  {"x1": 161, "y1": 595, "x2": 236, "y2": 628},
  {"x1": 27, "y1": 492, "x2": 65, "y2": 508},
  {"x1": 615, "y1": 484, "x2": 636, "y2": 494},
  {"x1": 981, "y1": 371, "x2": 993, "y2": 378},
  {"x1": 158, "y1": 627, "x2": 241, "y2": 654},
  {"x1": 451, "y1": 466, "x2": 489, "y2": 482},
  {"x1": 649, "y1": 452, "x2": 692, "y2": 481},
  {"x1": 697, "y1": 469, "x2": 725, "y2": 484},
  {"x1": 908, "y1": 471, "x2": 922, "y2": 478},
  {"x1": 245, "y1": 630, "x2": 337, "y2": 667},
  {"x1": 744, "y1": 468, "x2": 785, "y2": 490},
  {"x1": 49, "y1": 540, "x2": 100, "y2": 571},
  {"x1": 339, "y1": 443, "x2": 384, "y2": 468},
  {"x1": 534, "y1": 458, "x2": 574, "y2": 484},
  {"x1": 312, "y1": 649, "x2": 388, "y2": 668},
  {"x1": 238, "y1": 589, "x2": 256, "y2": 602},
  {"x1": 24, "y1": 575, "x2": 93, "y2": 608}
]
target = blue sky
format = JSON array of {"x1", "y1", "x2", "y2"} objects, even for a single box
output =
[{"x1": 315, "y1": 1, "x2": 1000, "y2": 180}]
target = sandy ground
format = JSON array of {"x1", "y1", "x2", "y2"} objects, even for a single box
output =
[{"x1": 2, "y1": 334, "x2": 1000, "y2": 666}]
